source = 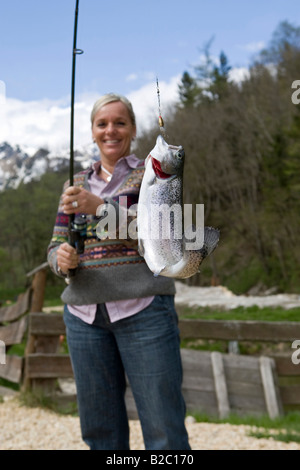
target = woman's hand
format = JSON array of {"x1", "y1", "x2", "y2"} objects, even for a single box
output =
[
  {"x1": 62, "y1": 186, "x2": 104, "y2": 215},
  {"x1": 56, "y1": 242, "x2": 80, "y2": 274}
]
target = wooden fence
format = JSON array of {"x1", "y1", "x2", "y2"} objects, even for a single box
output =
[
  {"x1": 178, "y1": 318, "x2": 300, "y2": 414},
  {"x1": 1, "y1": 264, "x2": 300, "y2": 419}
]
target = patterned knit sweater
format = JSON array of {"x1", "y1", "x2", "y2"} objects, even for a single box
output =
[{"x1": 47, "y1": 162, "x2": 175, "y2": 305}]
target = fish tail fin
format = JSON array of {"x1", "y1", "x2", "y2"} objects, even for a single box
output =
[{"x1": 200, "y1": 227, "x2": 220, "y2": 257}]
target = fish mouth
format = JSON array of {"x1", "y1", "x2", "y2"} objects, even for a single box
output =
[{"x1": 151, "y1": 156, "x2": 172, "y2": 179}]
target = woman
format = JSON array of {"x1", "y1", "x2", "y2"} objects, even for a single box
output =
[{"x1": 47, "y1": 93, "x2": 190, "y2": 450}]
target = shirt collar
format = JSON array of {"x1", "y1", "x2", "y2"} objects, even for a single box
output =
[{"x1": 91, "y1": 154, "x2": 142, "y2": 176}]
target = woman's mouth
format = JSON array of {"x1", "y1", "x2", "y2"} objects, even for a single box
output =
[{"x1": 104, "y1": 140, "x2": 120, "y2": 144}]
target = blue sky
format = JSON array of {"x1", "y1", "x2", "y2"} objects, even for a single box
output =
[{"x1": 0, "y1": 0, "x2": 299, "y2": 150}]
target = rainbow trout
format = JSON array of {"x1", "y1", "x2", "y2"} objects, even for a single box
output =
[{"x1": 137, "y1": 135, "x2": 219, "y2": 279}]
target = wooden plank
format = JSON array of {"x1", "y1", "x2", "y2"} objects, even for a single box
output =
[
  {"x1": 223, "y1": 355, "x2": 263, "y2": 385},
  {"x1": 179, "y1": 319, "x2": 300, "y2": 342},
  {"x1": 279, "y1": 385, "x2": 300, "y2": 405},
  {"x1": 0, "y1": 317, "x2": 27, "y2": 346},
  {"x1": 229, "y1": 393, "x2": 267, "y2": 413},
  {"x1": 211, "y1": 351, "x2": 230, "y2": 418},
  {"x1": 0, "y1": 355, "x2": 23, "y2": 383},
  {"x1": 225, "y1": 366, "x2": 262, "y2": 385},
  {"x1": 182, "y1": 375, "x2": 215, "y2": 392},
  {"x1": 182, "y1": 389, "x2": 219, "y2": 415},
  {"x1": 223, "y1": 353, "x2": 262, "y2": 369},
  {"x1": 25, "y1": 354, "x2": 73, "y2": 378},
  {"x1": 259, "y1": 356, "x2": 283, "y2": 418},
  {"x1": 0, "y1": 340, "x2": 4, "y2": 364},
  {"x1": 181, "y1": 349, "x2": 213, "y2": 376},
  {"x1": 271, "y1": 354, "x2": 300, "y2": 376},
  {"x1": 30, "y1": 269, "x2": 47, "y2": 313},
  {"x1": 226, "y1": 380, "x2": 265, "y2": 398},
  {"x1": 181, "y1": 349, "x2": 212, "y2": 365},
  {"x1": 0, "y1": 288, "x2": 32, "y2": 323},
  {"x1": 26, "y1": 261, "x2": 49, "y2": 277},
  {"x1": 29, "y1": 313, "x2": 66, "y2": 336}
]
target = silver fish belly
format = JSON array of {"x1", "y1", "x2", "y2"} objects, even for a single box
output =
[{"x1": 137, "y1": 135, "x2": 220, "y2": 279}]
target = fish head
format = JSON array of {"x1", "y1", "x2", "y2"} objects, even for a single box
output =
[{"x1": 149, "y1": 135, "x2": 185, "y2": 179}]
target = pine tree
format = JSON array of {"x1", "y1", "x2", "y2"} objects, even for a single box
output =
[{"x1": 178, "y1": 71, "x2": 199, "y2": 107}]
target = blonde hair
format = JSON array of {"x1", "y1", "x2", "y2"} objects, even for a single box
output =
[{"x1": 90, "y1": 93, "x2": 136, "y2": 127}]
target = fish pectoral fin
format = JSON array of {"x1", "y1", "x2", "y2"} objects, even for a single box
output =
[
  {"x1": 153, "y1": 265, "x2": 167, "y2": 277},
  {"x1": 138, "y1": 239, "x2": 145, "y2": 257}
]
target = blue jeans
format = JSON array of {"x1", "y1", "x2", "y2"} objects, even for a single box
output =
[{"x1": 63, "y1": 295, "x2": 190, "y2": 450}]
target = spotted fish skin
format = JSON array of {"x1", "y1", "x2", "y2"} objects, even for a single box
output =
[{"x1": 137, "y1": 135, "x2": 219, "y2": 279}]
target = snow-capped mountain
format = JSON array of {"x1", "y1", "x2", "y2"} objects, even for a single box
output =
[{"x1": 0, "y1": 142, "x2": 99, "y2": 191}]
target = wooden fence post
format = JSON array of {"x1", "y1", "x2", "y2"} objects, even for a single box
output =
[
  {"x1": 211, "y1": 351, "x2": 230, "y2": 418},
  {"x1": 28, "y1": 263, "x2": 48, "y2": 313},
  {"x1": 24, "y1": 262, "x2": 60, "y2": 393},
  {"x1": 259, "y1": 356, "x2": 283, "y2": 418}
]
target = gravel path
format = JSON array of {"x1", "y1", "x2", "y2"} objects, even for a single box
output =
[{"x1": 0, "y1": 396, "x2": 299, "y2": 450}]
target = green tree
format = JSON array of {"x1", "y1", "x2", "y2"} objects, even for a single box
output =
[
  {"x1": 210, "y1": 51, "x2": 232, "y2": 100},
  {"x1": 178, "y1": 71, "x2": 200, "y2": 107}
]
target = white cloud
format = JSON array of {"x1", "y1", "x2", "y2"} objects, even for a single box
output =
[
  {"x1": 0, "y1": 94, "x2": 96, "y2": 153},
  {"x1": 229, "y1": 66, "x2": 250, "y2": 83},
  {"x1": 0, "y1": 77, "x2": 181, "y2": 152},
  {"x1": 128, "y1": 75, "x2": 181, "y2": 134},
  {"x1": 238, "y1": 41, "x2": 265, "y2": 53},
  {"x1": 126, "y1": 73, "x2": 138, "y2": 82},
  {"x1": 126, "y1": 71, "x2": 156, "y2": 83},
  {"x1": 0, "y1": 80, "x2": 5, "y2": 103}
]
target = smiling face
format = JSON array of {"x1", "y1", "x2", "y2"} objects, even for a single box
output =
[{"x1": 92, "y1": 100, "x2": 136, "y2": 166}]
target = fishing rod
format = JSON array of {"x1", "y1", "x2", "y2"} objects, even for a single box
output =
[
  {"x1": 69, "y1": 0, "x2": 83, "y2": 189},
  {"x1": 68, "y1": 0, "x2": 86, "y2": 278}
]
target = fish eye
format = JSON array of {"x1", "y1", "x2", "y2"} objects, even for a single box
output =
[{"x1": 176, "y1": 149, "x2": 185, "y2": 159}]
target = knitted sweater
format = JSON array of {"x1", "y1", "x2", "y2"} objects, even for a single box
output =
[{"x1": 47, "y1": 162, "x2": 176, "y2": 305}]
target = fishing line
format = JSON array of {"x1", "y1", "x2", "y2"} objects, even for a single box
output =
[{"x1": 156, "y1": 77, "x2": 167, "y2": 137}]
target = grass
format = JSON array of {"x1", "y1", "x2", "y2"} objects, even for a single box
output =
[
  {"x1": 19, "y1": 388, "x2": 78, "y2": 416},
  {"x1": 190, "y1": 410, "x2": 300, "y2": 444},
  {"x1": 177, "y1": 304, "x2": 300, "y2": 322}
]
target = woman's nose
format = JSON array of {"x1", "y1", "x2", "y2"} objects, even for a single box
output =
[{"x1": 106, "y1": 123, "x2": 116, "y2": 134}]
